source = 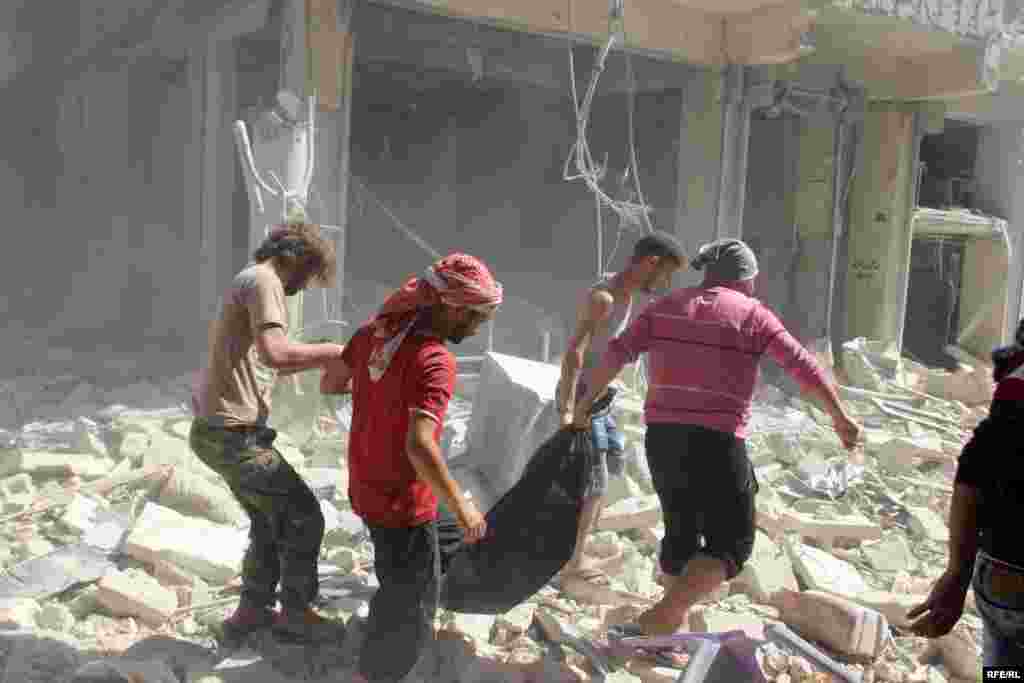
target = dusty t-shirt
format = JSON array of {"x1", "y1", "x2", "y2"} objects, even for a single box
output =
[
  {"x1": 341, "y1": 323, "x2": 457, "y2": 527},
  {"x1": 195, "y1": 263, "x2": 289, "y2": 427}
]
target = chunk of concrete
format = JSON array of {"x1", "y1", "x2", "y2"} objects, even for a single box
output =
[
  {"x1": 690, "y1": 607, "x2": 765, "y2": 639},
  {"x1": 779, "y1": 506, "x2": 882, "y2": 548},
  {"x1": 124, "y1": 502, "x2": 247, "y2": 584},
  {"x1": 494, "y1": 603, "x2": 535, "y2": 641},
  {"x1": 35, "y1": 603, "x2": 75, "y2": 632},
  {"x1": 854, "y1": 590, "x2": 926, "y2": 630},
  {"x1": 463, "y1": 352, "x2": 561, "y2": 499},
  {"x1": 0, "y1": 473, "x2": 35, "y2": 514},
  {"x1": 96, "y1": 568, "x2": 179, "y2": 627},
  {"x1": 785, "y1": 540, "x2": 868, "y2": 598},
  {"x1": 0, "y1": 451, "x2": 112, "y2": 479},
  {"x1": 732, "y1": 530, "x2": 799, "y2": 602},
  {"x1": 0, "y1": 597, "x2": 41, "y2": 629},
  {"x1": 597, "y1": 495, "x2": 662, "y2": 532},
  {"x1": 906, "y1": 506, "x2": 949, "y2": 543},
  {"x1": 450, "y1": 613, "x2": 497, "y2": 644},
  {"x1": 325, "y1": 547, "x2": 359, "y2": 574},
  {"x1": 604, "y1": 473, "x2": 642, "y2": 508},
  {"x1": 861, "y1": 534, "x2": 915, "y2": 574},
  {"x1": 117, "y1": 431, "x2": 151, "y2": 462}
]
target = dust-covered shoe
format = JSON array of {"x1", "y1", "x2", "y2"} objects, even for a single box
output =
[
  {"x1": 218, "y1": 605, "x2": 279, "y2": 648},
  {"x1": 272, "y1": 607, "x2": 343, "y2": 644}
]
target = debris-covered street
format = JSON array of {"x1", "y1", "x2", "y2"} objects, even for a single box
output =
[{"x1": 0, "y1": 337, "x2": 993, "y2": 682}]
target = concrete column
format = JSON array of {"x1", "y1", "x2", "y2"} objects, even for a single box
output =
[
  {"x1": 674, "y1": 67, "x2": 723, "y2": 286},
  {"x1": 974, "y1": 124, "x2": 1024, "y2": 339},
  {"x1": 306, "y1": 0, "x2": 356, "y2": 338},
  {"x1": 844, "y1": 103, "x2": 917, "y2": 344},
  {"x1": 189, "y1": 39, "x2": 239, "y2": 358},
  {"x1": 716, "y1": 64, "x2": 751, "y2": 241},
  {"x1": 792, "y1": 120, "x2": 836, "y2": 343}
]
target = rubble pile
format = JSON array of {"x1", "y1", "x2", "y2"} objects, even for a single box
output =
[{"x1": 0, "y1": 341, "x2": 991, "y2": 681}]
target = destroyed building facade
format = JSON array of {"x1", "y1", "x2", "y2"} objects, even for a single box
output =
[{"x1": 0, "y1": 0, "x2": 1021, "y2": 681}]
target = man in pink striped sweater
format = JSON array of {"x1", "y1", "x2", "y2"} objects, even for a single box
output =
[{"x1": 572, "y1": 238, "x2": 862, "y2": 636}]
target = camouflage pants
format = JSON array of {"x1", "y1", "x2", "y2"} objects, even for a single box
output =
[{"x1": 189, "y1": 418, "x2": 325, "y2": 611}]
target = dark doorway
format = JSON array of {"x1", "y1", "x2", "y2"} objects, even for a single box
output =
[{"x1": 903, "y1": 236, "x2": 965, "y2": 370}]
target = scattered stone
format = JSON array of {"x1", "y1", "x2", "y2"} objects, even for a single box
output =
[
  {"x1": 96, "y1": 568, "x2": 179, "y2": 628},
  {"x1": 124, "y1": 502, "x2": 247, "y2": 584},
  {"x1": 862, "y1": 533, "x2": 915, "y2": 573},
  {"x1": 325, "y1": 547, "x2": 359, "y2": 574},
  {"x1": 906, "y1": 507, "x2": 950, "y2": 543},
  {"x1": 0, "y1": 473, "x2": 35, "y2": 514},
  {"x1": 35, "y1": 602, "x2": 76, "y2": 632},
  {"x1": 0, "y1": 597, "x2": 41, "y2": 629},
  {"x1": 597, "y1": 495, "x2": 661, "y2": 532},
  {"x1": 733, "y1": 530, "x2": 799, "y2": 602},
  {"x1": 493, "y1": 603, "x2": 535, "y2": 645},
  {"x1": 785, "y1": 540, "x2": 869, "y2": 597},
  {"x1": 690, "y1": 607, "x2": 765, "y2": 639},
  {"x1": 450, "y1": 612, "x2": 497, "y2": 644}
]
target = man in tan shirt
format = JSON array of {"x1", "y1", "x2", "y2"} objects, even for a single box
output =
[{"x1": 190, "y1": 223, "x2": 346, "y2": 644}]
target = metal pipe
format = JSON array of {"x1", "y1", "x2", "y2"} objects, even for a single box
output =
[{"x1": 824, "y1": 109, "x2": 848, "y2": 339}]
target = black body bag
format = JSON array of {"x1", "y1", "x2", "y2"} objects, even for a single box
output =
[{"x1": 439, "y1": 428, "x2": 594, "y2": 614}]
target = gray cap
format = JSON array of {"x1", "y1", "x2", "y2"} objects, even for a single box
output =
[{"x1": 691, "y1": 239, "x2": 759, "y2": 281}]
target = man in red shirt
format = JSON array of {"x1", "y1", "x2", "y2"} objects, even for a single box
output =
[{"x1": 321, "y1": 253, "x2": 502, "y2": 683}]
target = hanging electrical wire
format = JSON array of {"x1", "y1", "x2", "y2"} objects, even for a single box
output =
[{"x1": 563, "y1": 35, "x2": 656, "y2": 275}]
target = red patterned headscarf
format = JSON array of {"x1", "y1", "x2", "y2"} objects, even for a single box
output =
[{"x1": 366, "y1": 253, "x2": 503, "y2": 381}]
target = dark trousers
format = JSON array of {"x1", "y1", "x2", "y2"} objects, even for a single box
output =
[
  {"x1": 358, "y1": 506, "x2": 462, "y2": 683},
  {"x1": 189, "y1": 418, "x2": 325, "y2": 611},
  {"x1": 645, "y1": 422, "x2": 758, "y2": 580}
]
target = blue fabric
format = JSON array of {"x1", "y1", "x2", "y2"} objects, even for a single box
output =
[{"x1": 974, "y1": 551, "x2": 1024, "y2": 668}]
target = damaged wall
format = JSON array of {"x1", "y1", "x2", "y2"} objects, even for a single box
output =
[
  {"x1": 973, "y1": 123, "x2": 1024, "y2": 333},
  {"x1": 345, "y1": 17, "x2": 695, "y2": 354},
  {"x1": 0, "y1": 52, "x2": 241, "y2": 381}
]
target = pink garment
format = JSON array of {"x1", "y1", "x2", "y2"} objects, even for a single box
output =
[{"x1": 603, "y1": 284, "x2": 830, "y2": 439}]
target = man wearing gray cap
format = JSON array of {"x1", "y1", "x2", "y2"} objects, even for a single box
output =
[{"x1": 573, "y1": 238, "x2": 862, "y2": 635}]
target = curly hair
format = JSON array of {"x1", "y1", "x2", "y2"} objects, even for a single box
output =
[{"x1": 252, "y1": 222, "x2": 337, "y2": 288}]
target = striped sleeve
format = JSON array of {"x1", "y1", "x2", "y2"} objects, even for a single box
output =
[{"x1": 754, "y1": 304, "x2": 830, "y2": 391}]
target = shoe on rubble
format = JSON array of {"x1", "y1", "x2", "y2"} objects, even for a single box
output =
[
  {"x1": 219, "y1": 605, "x2": 278, "y2": 647},
  {"x1": 272, "y1": 606, "x2": 342, "y2": 643}
]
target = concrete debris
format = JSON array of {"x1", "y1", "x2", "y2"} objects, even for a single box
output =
[
  {"x1": 861, "y1": 534, "x2": 916, "y2": 574},
  {"x1": 0, "y1": 348, "x2": 987, "y2": 681},
  {"x1": 0, "y1": 598, "x2": 41, "y2": 629},
  {"x1": 125, "y1": 503, "x2": 248, "y2": 584},
  {"x1": 96, "y1": 569, "x2": 179, "y2": 628},
  {"x1": 732, "y1": 531, "x2": 800, "y2": 603},
  {"x1": 785, "y1": 540, "x2": 870, "y2": 598},
  {"x1": 906, "y1": 507, "x2": 950, "y2": 544}
]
